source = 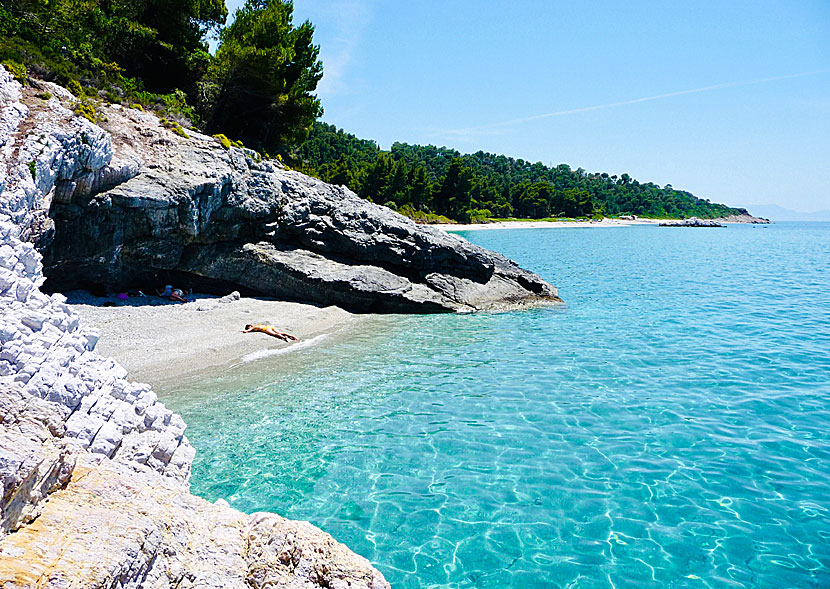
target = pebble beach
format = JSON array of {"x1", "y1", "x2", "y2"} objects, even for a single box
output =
[{"x1": 67, "y1": 291, "x2": 355, "y2": 392}]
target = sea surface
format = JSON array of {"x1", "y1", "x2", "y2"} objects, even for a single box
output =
[{"x1": 164, "y1": 222, "x2": 830, "y2": 588}]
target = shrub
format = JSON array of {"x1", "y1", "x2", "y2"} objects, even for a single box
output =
[
  {"x1": 2, "y1": 59, "x2": 26, "y2": 84},
  {"x1": 74, "y1": 100, "x2": 96, "y2": 122},
  {"x1": 66, "y1": 78, "x2": 84, "y2": 98},
  {"x1": 398, "y1": 204, "x2": 454, "y2": 224},
  {"x1": 213, "y1": 133, "x2": 231, "y2": 149},
  {"x1": 159, "y1": 117, "x2": 189, "y2": 138},
  {"x1": 37, "y1": 91, "x2": 52, "y2": 100},
  {"x1": 27, "y1": 160, "x2": 36, "y2": 180},
  {"x1": 468, "y1": 208, "x2": 492, "y2": 224}
]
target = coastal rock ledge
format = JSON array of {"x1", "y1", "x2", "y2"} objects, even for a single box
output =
[
  {"x1": 5, "y1": 74, "x2": 559, "y2": 313},
  {"x1": 0, "y1": 67, "x2": 395, "y2": 586}
]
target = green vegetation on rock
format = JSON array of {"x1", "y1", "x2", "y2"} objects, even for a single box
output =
[
  {"x1": 1, "y1": 59, "x2": 26, "y2": 84},
  {"x1": 0, "y1": 0, "x2": 319, "y2": 153},
  {"x1": 213, "y1": 134, "x2": 232, "y2": 150},
  {"x1": 160, "y1": 118, "x2": 190, "y2": 139},
  {"x1": 73, "y1": 100, "x2": 97, "y2": 123}
]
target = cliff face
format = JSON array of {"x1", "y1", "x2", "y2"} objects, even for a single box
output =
[
  {"x1": 28, "y1": 83, "x2": 559, "y2": 312},
  {"x1": 1, "y1": 66, "x2": 389, "y2": 587}
]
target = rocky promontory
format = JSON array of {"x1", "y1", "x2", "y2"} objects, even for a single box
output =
[
  {"x1": 711, "y1": 213, "x2": 770, "y2": 224},
  {"x1": 23, "y1": 80, "x2": 559, "y2": 313}
]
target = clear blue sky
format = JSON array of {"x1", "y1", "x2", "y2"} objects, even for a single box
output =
[{"x1": 225, "y1": 0, "x2": 829, "y2": 212}]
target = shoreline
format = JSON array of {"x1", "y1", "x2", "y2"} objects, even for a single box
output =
[
  {"x1": 434, "y1": 218, "x2": 664, "y2": 231},
  {"x1": 67, "y1": 291, "x2": 356, "y2": 393},
  {"x1": 434, "y1": 215, "x2": 768, "y2": 231}
]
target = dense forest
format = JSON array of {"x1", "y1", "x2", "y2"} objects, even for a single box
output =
[
  {"x1": 296, "y1": 123, "x2": 747, "y2": 223},
  {"x1": 0, "y1": 0, "x2": 322, "y2": 155},
  {"x1": 1, "y1": 0, "x2": 746, "y2": 223}
]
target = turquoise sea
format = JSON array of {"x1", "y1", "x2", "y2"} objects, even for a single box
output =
[{"x1": 164, "y1": 222, "x2": 830, "y2": 588}]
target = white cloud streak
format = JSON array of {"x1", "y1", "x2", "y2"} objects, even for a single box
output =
[{"x1": 439, "y1": 70, "x2": 828, "y2": 140}]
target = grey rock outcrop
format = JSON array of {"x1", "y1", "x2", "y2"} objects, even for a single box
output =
[
  {"x1": 1, "y1": 65, "x2": 389, "y2": 588},
  {"x1": 26, "y1": 82, "x2": 558, "y2": 312},
  {"x1": 712, "y1": 213, "x2": 770, "y2": 224}
]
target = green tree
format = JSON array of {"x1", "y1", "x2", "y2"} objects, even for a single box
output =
[
  {"x1": 361, "y1": 152, "x2": 394, "y2": 201},
  {"x1": 387, "y1": 158, "x2": 409, "y2": 205},
  {"x1": 206, "y1": 0, "x2": 323, "y2": 153},
  {"x1": 408, "y1": 165, "x2": 433, "y2": 210},
  {"x1": 1, "y1": 0, "x2": 226, "y2": 96},
  {"x1": 435, "y1": 158, "x2": 473, "y2": 220},
  {"x1": 102, "y1": 0, "x2": 227, "y2": 93}
]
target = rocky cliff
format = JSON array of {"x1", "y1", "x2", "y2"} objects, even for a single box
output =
[
  {"x1": 23, "y1": 80, "x2": 559, "y2": 313},
  {"x1": 1, "y1": 66, "x2": 389, "y2": 587}
]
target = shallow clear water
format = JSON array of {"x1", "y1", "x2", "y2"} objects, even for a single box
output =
[{"x1": 165, "y1": 222, "x2": 830, "y2": 588}]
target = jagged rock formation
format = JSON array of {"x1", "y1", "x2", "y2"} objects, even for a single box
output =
[
  {"x1": 1, "y1": 66, "x2": 389, "y2": 588},
  {"x1": 28, "y1": 81, "x2": 559, "y2": 312}
]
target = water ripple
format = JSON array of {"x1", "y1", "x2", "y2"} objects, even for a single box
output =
[{"x1": 168, "y1": 223, "x2": 830, "y2": 588}]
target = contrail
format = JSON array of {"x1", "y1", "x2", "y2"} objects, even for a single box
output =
[{"x1": 445, "y1": 70, "x2": 827, "y2": 135}]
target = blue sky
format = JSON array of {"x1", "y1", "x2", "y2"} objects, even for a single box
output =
[{"x1": 225, "y1": 1, "x2": 829, "y2": 212}]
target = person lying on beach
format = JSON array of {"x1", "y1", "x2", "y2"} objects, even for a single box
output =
[
  {"x1": 169, "y1": 289, "x2": 188, "y2": 303},
  {"x1": 242, "y1": 324, "x2": 298, "y2": 342},
  {"x1": 156, "y1": 285, "x2": 190, "y2": 303}
]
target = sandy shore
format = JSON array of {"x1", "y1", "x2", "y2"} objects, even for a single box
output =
[
  {"x1": 434, "y1": 218, "x2": 663, "y2": 231},
  {"x1": 68, "y1": 291, "x2": 356, "y2": 392}
]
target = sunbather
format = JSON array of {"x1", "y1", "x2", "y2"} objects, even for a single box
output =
[{"x1": 242, "y1": 324, "x2": 298, "y2": 342}]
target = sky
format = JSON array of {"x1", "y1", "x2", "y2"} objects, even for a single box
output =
[{"x1": 225, "y1": 0, "x2": 829, "y2": 213}]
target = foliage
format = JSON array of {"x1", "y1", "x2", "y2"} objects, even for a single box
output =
[
  {"x1": 0, "y1": 0, "x2": 225, "y2": 94},
  {"x1": 66, "y1": 79, "x2": 84, "y2": 97},
  {"x1": 74, "y1": 100, "x2": 97, "y2": 123},
  {"x1": 37, "y1": 91, "x2": 52, "y2": 100},
  {"x1": 213, "y1": 133, "x2": 232, "y2": 149},
  {"x1": 1, "y1": 1, "x2": 323, "y2": 154},
  {"x1": 295, "y1": 122, "x2": 747, "y2": 223},
  {"x1": 397, "y1": 205, "x2": 454, "y2": 225},
  {"x1": 203, "y1": 0, "x2": 323, "y2": 155},
  {"x1": 27, "y1": 160, "x2": 36, "y2": 180},
  {"x1": 160, "y1": 118, "x2": 189, "y2": 138},
  {"x1": 2, "y1": 59, "x2": 26, "y2": 83}
]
